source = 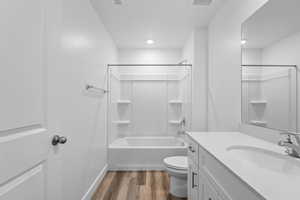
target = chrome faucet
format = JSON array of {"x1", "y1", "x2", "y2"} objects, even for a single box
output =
[
  {"x1": 180, "y1": 117, "x2": 186, "y2": 127},
  {"x1": 278, "y1": 132, "x2": 300, "y2": 158}
]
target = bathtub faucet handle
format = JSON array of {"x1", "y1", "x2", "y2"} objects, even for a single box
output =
[{"x1": 180, "y1": 118, "x2": 186, "y2": 127}]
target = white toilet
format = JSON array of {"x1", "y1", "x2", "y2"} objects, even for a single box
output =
[{"x1": 163, "y1": 156, "x2": 188, "y2": 198}]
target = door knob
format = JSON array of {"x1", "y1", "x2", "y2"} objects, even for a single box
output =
[{"x1": 52, "y1": 135, "x2": 67, "y2": 146}]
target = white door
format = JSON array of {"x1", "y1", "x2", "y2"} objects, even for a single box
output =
[
  {"x1": 188, "y1": 162, "x2": 199, "y2": 200},
  {"x1": 0, "y1": 0, "x2": 63, "y2": 199},
  {"x1": 203, "y1": 181, "x2": 221, "y2": 200}
]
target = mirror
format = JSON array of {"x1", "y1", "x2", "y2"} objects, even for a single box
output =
[{"x1": 241, "y1": 0, "x2": 299, "y2": 132}]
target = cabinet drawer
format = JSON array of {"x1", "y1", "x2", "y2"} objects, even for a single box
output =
[{"x1": 187, "y1": 136, "x2": 199, "y2": 165}]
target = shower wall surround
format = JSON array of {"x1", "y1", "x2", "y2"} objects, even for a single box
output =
[{"x1": 107, "y1": 65, "x2": 192, "y2": 144}]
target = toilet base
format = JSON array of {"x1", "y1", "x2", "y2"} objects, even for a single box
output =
[{"x1": 169, "y1": 175, "x2": 187, "y2": 198}]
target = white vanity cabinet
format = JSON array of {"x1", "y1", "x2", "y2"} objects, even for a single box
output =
[
  {"x1": 187, "y1": 135, "x2": 264, "y2": 200},
  {"x1": 188, "y1": 161, "x2": 199, "y2": 200},
  {"x1": 187, "y1": 137, "x2": 200, "y2": 200},
  {"x1": 187, "y1": 136, "x2": 207, "y2": 200},
  {"x1": 203, "y1": 180, "x2": 221, "y2": 200}
]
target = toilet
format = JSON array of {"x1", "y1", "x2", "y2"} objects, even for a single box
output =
[{"x1": 163, "y1": 156, "x2": 188, "y2": 198}]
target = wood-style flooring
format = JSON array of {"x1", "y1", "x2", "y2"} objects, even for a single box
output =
[{"x1": 92, "y1": 171, "x2": 187, "y2": 200}]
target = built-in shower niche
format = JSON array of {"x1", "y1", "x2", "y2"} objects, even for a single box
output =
[{"x1": 107, "y1": 65, "x2": 192, "y2": 144}]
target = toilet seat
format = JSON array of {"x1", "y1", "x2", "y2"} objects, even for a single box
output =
[{"x1": 163, "y1": 156, "x2": 187, "y2": 171}]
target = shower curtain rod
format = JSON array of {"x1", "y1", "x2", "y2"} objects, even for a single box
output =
[
  {"x1": 241, "y1": 64, "x2": 297, "y2": 67},
  {"x1": 108, "y1": 64, "x2": 192, "y2": 67}
]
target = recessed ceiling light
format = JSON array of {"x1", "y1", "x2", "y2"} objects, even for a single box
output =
[
  {"x1": 146, "y1": 39, "x2": 154, "y2": 45},
  {"x1": 241, "y1": 39, "x2": 247, "y2": 45}
]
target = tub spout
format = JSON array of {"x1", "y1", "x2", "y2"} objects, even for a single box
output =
[{"x1": 278, "y1": 132, "x2": 300, "y2": 158}]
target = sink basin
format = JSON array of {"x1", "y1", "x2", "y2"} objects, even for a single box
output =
[{"x1": 227, "y1": 145, "x2": 300, "y2": 174}]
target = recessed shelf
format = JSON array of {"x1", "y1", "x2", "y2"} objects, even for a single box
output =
[
  {"x1": 168, "y1": 120, "x2": 181, "y2": 124},
  {"x1": 250, "y1": 100, "x2": 267, "y2": 105},
  {"x1": 169, "y1": 100, "x2": 183, "y2": 104},
  {"x1": 250, "y1": 120, "x2": 267, "y2": 126},
  {"x1": 112, "y1": 120, "x2": 131, "y2": 125},
  {"x1": 115, "y1": 100, "x2": 131, "y2": 104}
]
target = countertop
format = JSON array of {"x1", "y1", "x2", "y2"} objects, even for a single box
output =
[{"x1": 186, "y1": 132, "x2": 300, "y2": 200}]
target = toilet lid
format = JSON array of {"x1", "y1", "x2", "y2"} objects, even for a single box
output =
[{"x1": 163, "y1": 156, "x2": 188, "y2": 170}]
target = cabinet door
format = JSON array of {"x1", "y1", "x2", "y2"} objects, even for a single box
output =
[
  {"x1": 188, "y1": 162, "x2": 199, "y2": 200},
  {"x1": 203, "y1": 181, "x2": 221, "y2": 200}
]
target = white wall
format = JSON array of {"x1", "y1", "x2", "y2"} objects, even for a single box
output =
[
  {"x1": 242, "y1": 48, "x2": 262, "y2": 65},
  {"x1": 262, "y1": 31, "x2": 300, "y2": 66},
  {"x1": 261, "y1": 31, "x2": 300, "y2": 132},
  {"x1": 46, "y1": 0, "x2": 117, "y2": 199},
  {"x1": 207, "y1": 0, "x2": 268, "y2": 131},
  {"x1": 262, "y1": 72, "x2": 296, "y2": 131},
  {"x1": 182, "y1": 29, "x2": 208, "y2": 131},
  {"x1": 118, "y1": 48, "x2": 182, "y2": 64}
]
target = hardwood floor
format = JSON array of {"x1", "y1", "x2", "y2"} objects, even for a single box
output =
[{"x1": 92, "y1": 171, "x2": 187, "y2": 200}]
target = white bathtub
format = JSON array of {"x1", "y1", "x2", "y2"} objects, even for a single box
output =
[{"x1": 108, "y1": 137, "x2": 187, "y2": 170}]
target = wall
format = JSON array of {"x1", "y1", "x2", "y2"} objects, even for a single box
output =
[
  {"x1": 262, "y1": 71, "x2": 296, "y2": 131},
  {"x1": 46, "y1": 0, "x2": 117, "y2": 199},
  {"x1": 242, "y1": 48, "x2": 262, "y2": 65},
  {"x1": 207, "y1": 0, "x2": 268, "y2": 131},
  {"x1": 182, "y1": 29, "x2": 208, "y2": 131},
  {"x1": 118, "y1": 48, "x2": 182, "y2": 64},
  {"x1": 261, "y1": 31, "x2": 300, "y2": 132}
]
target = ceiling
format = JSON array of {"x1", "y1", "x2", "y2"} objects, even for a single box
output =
[
  {"x1": 91, "y1": 0, "x2": 225, "y2": 49},
  {"x1": 242, "y1": 0, "x2": 300, "y2": 49}
]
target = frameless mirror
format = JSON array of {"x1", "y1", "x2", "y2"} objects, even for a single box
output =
[{"x1": 241, "y1": 0, "x2": 299, "y2": 132}]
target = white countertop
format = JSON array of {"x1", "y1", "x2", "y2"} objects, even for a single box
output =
[{"x1": 186, "y1": 132, "x2": 300, "y2": 200}]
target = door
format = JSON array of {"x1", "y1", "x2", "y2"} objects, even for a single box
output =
[
  {"x1": 0, "y1": 0, "x2": 59, "y2": 199},
  {"x1": 203, "y1": 181, "x2": 221, "y2": 200},
  {"x1": 188, "y1": 162, "x2": 199, "y2": 200}
]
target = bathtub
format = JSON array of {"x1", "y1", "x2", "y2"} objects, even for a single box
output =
[{"x1": 108, "y1": 137, "x2": 187, "y2": 170}]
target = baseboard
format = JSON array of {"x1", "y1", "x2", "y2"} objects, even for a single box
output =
[{"x1": 81, "y1": 164, "x2": 108, "y2": 200}]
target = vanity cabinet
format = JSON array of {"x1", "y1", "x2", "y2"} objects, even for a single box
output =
[
  {"x1": 187, "y1": 137, "x2": 199, "y2": 164},
  {"x1": 203, "y1": 180, "x2": 221, "y2": 200},
  {"x1": 188, "y1": 161, "x2": 199, "y2": 200},
  {"x1": 187, "y1": 135, "x2": 264, "y2": 200},
  {"x1": 187, "y1": 137, "x2": 199, "y2": 200}
]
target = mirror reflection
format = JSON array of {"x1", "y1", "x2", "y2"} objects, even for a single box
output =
[
  {"x1": 242, "y1": 66, "x2": 297, "y2": 131},
  {"x1": 241, "y1": 0, "x2": 299, "y2": 132}
]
